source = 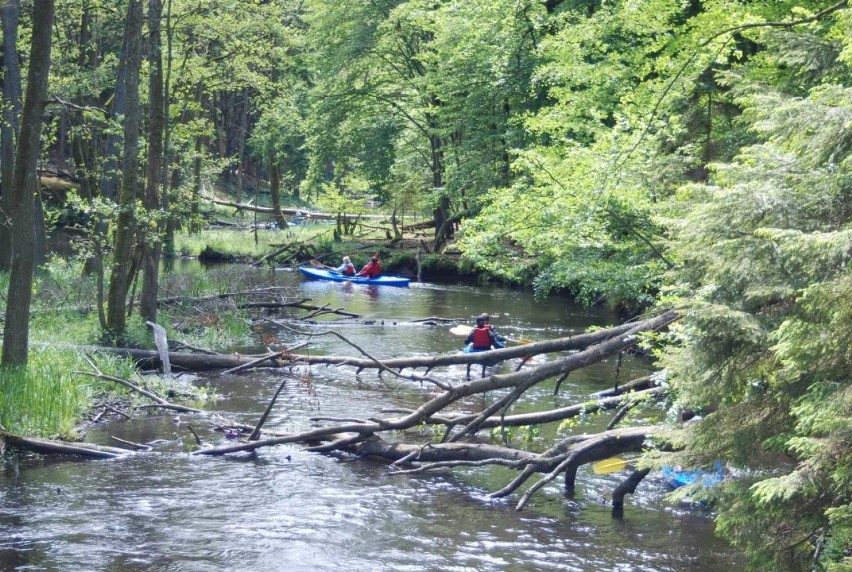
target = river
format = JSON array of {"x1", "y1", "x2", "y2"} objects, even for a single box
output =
[{"x1": 0, "y1": 266, "x2": 740, "y2": 570}]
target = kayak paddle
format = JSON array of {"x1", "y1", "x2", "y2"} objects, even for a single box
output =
[
  {"x1": 449, "y1": 325, "x2": 474, "y2": 336},
  {"x1": 592, "y1": 457, "x2": 630, "y2": 474}
]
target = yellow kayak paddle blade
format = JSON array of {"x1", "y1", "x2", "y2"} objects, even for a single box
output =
[{"x1": 592, "y1": 457, "x2": 630, "y2": 474}]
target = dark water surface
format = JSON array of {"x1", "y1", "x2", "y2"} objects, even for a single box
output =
[{"x1": 1, "y1": 267, "x2": 739, "y2": 570}]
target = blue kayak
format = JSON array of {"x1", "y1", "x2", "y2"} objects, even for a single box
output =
[
  {"x1": 463, "y1": 342, "x2": 505, "y2": 353},
  {"x1": 463, "y1": 343, "x2": 488, "y2": 353},
  {"x1": 299, "y1": 266, "x2": 410, "y2": 287},
  {"x1": 662, "y1": 461, "x2": 724, "y2": 488}
]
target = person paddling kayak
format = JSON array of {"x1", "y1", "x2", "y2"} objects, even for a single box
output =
[
  {"x1": 356, "y1": 254, "x2": 382, "y2": 278},
  {"x1": 479, "y1": 313, "x2": 506, "y2": 348},
  {"x1": 332, "y1": 256, "x2": 355, "y2": 276},
  {"x1": 465, "y1": 315, "x2": 501, "y2": 351}
]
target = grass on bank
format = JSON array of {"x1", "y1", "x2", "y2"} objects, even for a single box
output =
[
  {"x1": 0, "y1": 348, "x2": 136, "y2": 438},
  {"x1": 0, "y1": 257, "x2": 256, "y2": 439}
]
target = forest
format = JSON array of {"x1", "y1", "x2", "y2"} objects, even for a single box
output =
[{"x1": 0, "y1": 0, "x2": 850, "y2": 569}]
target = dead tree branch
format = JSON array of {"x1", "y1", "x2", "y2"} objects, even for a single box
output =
[
  {"x1": 591, "y1": 375, "x2": 654, "y2": 398},
  {"x1": 79, "y1": 355, "x2": 201, "y2": 413},
  {"x1": 612, "y1": 468, "x2": 651, "y2": 513},
  {"x1": 248, "y1": 378, "x2": 288, "y2": 441},
  {"x1": 273, "y1": 324, "x2": 454, "y2": 390}
]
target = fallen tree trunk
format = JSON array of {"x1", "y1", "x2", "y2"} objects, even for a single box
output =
[
  {"x1": 276, "y1": 316, "x2": 663, "y2": 371},
  {"x1": 377, "y1": 386, "x2": 664, "y2": 432},
  {"x1": 202, "y1": 194, "x2": 332, "y2": 218},
  {"x1": 380, "y1": 311, "x2": 677, "y2": 438},
  {"x1": 11, "y1": 309, "x2": 678, "y2": 513},
  {"x1": 402, "y1": 219, "x2": 435, "y2": 231},
  {"x1": 201, "y1": 194, "x2": 386, "y2": 221},
  {"x1": 0, "y1": 430, "x2": 130, "y2": 459},
  {"x1": 238, "y1": 302, "x2": 361, "y2": 318},
  {"x1": 221, "y1": 343, "x2": 308, "y2": 375},
  {"x1": 358, "y1": 426, "x2": 662, "y2": 511},
  {"x1": 158, "y1": 289, "x2": 303, "y2": 306},
  {"x1": 90, "y1": 347, "x2": 289, "y2": 370},
  {"x1": 591, "y1": 375, "x2": 655, "y2": 398}
]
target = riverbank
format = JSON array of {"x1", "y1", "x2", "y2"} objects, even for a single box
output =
[{"x1": 178, "y1": 225, "x2": 527, "y2": 286}]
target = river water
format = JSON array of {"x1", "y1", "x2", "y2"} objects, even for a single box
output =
[{"x1": 0, "y1": 267, "x2": 740, "y2": 570}]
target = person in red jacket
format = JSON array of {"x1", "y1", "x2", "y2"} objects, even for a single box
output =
[
  {"x1": 356, "y1": 255, "x2": 382, "y2": 278},
  {"x1": 479, "y1": 313, "x2": 506, "y2": 348},
  {"x1": 465, "y1": 316, "x2": 500, "y2": 350}
]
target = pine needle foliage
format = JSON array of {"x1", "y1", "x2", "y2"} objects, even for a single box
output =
[{"x1": 661, "y1": 17, "x2": 852, "y2": 568}]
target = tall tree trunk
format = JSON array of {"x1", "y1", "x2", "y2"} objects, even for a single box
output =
[
  {"x1": 105, "y1": 0, "x2": 144, "y2": 340},
  {"x1": 0, "y1": 0, "x2": 22, "y2": 272},
  {"x1": 190, "y1": 133, "x2": 202, "y2": 233},
  {"x1": 160, "y1": 0, "x2": 175, "y2": 258},
  {"x1": 87, "y1": 0, "x2": 126, "y2": 283},
  {"x1": 429, "y1": 129, "x2": 451, "y2": 251},
  {"x1": 2, "y1": 0, "x2": 54, "y2": 367},
  {"x1": 268, "y1": 148, "x2": 287, "y2": 228},
  {"x1": 70, "y1": 5, "x2": 98, "y2": 202},
  {"x1": 33, "y1": 190, "x2": 45, "y2": 265},
  {"x1": 140, "y1": 0, "x2": 165, "y2": 322},
  {"x1": 98, "y1": 13, "x2": 128, "y2": 203},
  {"x1": 235, "y1": 89, "x2": 249, "y2": 203},
  {"x1": 54, "y1": 112, "x2": 67, "y2": 167},
  {"x1": 164, "y1": 167, "x2": 180, "y2": 253}
]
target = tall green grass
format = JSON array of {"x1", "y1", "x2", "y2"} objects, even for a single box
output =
[
  {"x1": 0, "y1": 257, "x2": 235, "y2": 438},
  {"x1": 0, "y1": 348, "x2": 134, "y2": 438}
]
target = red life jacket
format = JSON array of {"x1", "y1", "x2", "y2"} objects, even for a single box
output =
[
  {"x1": 472, "y1": 326, "x2": 492, "y2": 349},
  {"x1": 359, "y1": 261, "x2": 381, "y2": 278},
  {"x1": 342, "y1": 264, "x2": 355, "y2": 276}
]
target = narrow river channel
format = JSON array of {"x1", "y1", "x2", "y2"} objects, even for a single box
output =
[{"x1": 1, "y1": 265, "x2": 740, "y2": 570}]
